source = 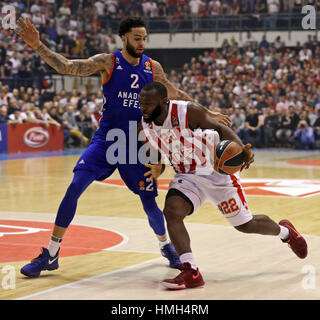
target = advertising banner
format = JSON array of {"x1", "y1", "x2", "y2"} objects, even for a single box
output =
[
  {"x1": 7, "y1": 124, "x2": 63, "y2": 153},
  {"x1": 0, "y1": 124, "x2": 8, "y2": 153}
]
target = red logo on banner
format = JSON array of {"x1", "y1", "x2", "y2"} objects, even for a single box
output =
[
  {"x1": 7, "y1": 124, "x2": 63, "y2": 153},
  {"x1": 24, "y1": 127, "x2": 50, "y2": 148}
]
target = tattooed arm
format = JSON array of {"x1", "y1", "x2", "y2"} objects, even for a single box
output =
[
  {"x1": 152, "y1": 59, "x2": 232, "y2": 126},
  {"x1": 14, "y1": 17, "x2": 111, "y2": 76},
  {"x1": 35, "y1": 44, "x2": 110, "y2": 76},
  {"x1": 152, "y1": 59, "x2": 194, "y2": 101}
]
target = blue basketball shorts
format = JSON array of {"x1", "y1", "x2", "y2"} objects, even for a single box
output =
[{"x1": 73, "y1": 127, "x2": 158, "y2": 197}]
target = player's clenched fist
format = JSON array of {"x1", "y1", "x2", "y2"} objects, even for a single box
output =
[{"x1": 14, "y1": 17, "x2": 41, "y2": 50}]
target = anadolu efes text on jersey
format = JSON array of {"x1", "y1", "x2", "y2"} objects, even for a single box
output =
[
  {"x1": 141, "y1": 100, "x2": 220, "y2": 175},
  {"x1": 117, "y1": 91, "x2": 139, "y2": 108},
  {"x1": 100, "y1": 51, "x2": 154, "y2": 129}
]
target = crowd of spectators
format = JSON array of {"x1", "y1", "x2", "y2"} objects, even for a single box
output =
[
  {"x1": 0, "y1": 84, "x2": 100, "y2": 148},
  {"x1": 166, "y1": 33, "x2": 320, "y2": 149},
  {"x1": 4, "y1": 0, "x2": 320, "y2": 22},
  {"x1": 1, "y1": 30, "x2": 320, "y2": 150},
  {"x1": 1, "y1": 0, "x2": 320, "y2": 55},
  {"x1": 1, "y1": 1, "x2": 320, "y2": 150},
  {"x1": 1, "y1": 0, "x2": 319, "y2": 84}
]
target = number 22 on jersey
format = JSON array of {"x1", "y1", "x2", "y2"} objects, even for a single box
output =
[{"x1": 218, "y1": 198, "x2": 240, "y2": 216}]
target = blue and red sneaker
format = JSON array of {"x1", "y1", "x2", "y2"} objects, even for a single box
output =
[
  {"x1": 20, "y1": 247, "x2": 60, "y2": 278},
  {"x1": 160, "y1": 243, "x2": 181, "y2": 269}
]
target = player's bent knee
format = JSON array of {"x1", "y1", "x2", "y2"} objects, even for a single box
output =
[
  {"x1": 139, "y1": 194, "x2": 158, "y2": 212},
  {"x1": 163, "y1": 199, "x2": 189, "y2": 222},
  {"x1": 164, "y1": 189, "x2": 194, "y2": 221},
  {"x1": 66, "y1": 181, "x2": 83, "y2": 198}
]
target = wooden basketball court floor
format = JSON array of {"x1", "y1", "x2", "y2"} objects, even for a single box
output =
[{"x1": 0, "y1": 149, "x2": 319, "y2": 300}]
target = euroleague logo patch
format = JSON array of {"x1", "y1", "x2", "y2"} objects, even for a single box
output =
[{"x1": 0, "y1": 220, "x2": 124, "y2": 263}]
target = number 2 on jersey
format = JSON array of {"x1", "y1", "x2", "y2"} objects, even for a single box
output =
[{"x1": 130, "y1": 74, "x2": 139, "y2": 89}]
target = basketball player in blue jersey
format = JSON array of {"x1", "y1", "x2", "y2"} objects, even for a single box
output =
[{"x1": 15, "y1": 16, "x2": 230, "y2": 277}]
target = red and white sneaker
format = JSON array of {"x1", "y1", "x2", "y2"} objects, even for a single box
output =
[
  {"x1": 161, "y1": 263, "x2": 205, "y2": 290},
  {"x1": 279, "y1": 220, "x2": 308, "y2": 259}
]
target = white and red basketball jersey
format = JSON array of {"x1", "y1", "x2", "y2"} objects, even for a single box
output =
[{"x1": 141, "y1": 100, "x2": 220, "y2": 174}]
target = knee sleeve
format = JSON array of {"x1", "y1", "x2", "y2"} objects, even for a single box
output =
[{"x1": 140, "y1": 194, "x2": 166, "y2": 236}]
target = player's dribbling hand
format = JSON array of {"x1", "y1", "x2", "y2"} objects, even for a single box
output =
[
  {"x1": 14, "y1": 17, "x2": 41, "y2": 50},
  {"x1": 240, "y1": 143, "x2": 254, "y2": 171}
]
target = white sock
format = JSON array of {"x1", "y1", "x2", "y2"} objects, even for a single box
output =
[
  {"x1": 48, "y1": 235, "x2": 62, "y2": 257},
  {"x1": 180, "y1": 252, "x2": 198, "y2": 270},
  {"x1": 278, "y1": 225, "x2": 290, "y2": 240},
  {"x1": 158, "y1": 236, "x2": 170, "y2": 249}
]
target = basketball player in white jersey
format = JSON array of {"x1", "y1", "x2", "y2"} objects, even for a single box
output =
[{"x1": 138, "y1": 82, "x2": 308, "y2": 290}]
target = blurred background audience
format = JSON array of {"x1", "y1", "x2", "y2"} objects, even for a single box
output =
[{"x1": 0, "y1": 0, "x2": 319, "y2": 150}]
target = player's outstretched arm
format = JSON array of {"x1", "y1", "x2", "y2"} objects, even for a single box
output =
[
  {"x1": 14, "y1": 17, "x2": 110, "y2": 76},
  {"x1": 187, "y1": 103, "x2": 243, "y2": 145},
  {"x1": 152, "y1": 59, "x2": 194, "y2": 101},
  {"x1": 187, "y1": 102, "x2": 254, "y2": 170},
  {"x1": 152, "y1": 59, "x2": 231, "y2": 126}
]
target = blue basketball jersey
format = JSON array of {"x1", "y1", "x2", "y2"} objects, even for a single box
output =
[
  {"x1": 100, "y1": 50, "x2": 154, "y2": 130},
  {"x1": 74, "y1": 51, "x2": 158, "y2": 198}
]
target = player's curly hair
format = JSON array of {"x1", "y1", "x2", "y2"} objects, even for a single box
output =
[{"x1": 118, "y1": 17, "x2": 146, "y2": 37}]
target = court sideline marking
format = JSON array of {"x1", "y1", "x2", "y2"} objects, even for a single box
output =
[
  {"x1": 16, "y1": 256, "x2": 164, "y2": 300},
  {"x1": 1, "y1": 212, "x2": 318, "y2": 300}
]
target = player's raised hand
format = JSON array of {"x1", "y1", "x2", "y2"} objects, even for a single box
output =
[
  {"x1": 14, "y1": 17, "x2": 41, "y2": 50},
  {"x1": 240, "y1": 143, "x2": 254, "y2": 171}
]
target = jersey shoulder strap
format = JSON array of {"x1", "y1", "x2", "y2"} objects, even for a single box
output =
[
  {"x1": 169, "y1": 100, "x2": 189, "y2": 129},
  {"x1": 102, "y1": 53, "x2": 115, "y2": 86}
]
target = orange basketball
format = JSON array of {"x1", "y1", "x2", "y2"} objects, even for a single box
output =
[{"x1": 212, "y1": 140, "x2": 244, "y2": 175}]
